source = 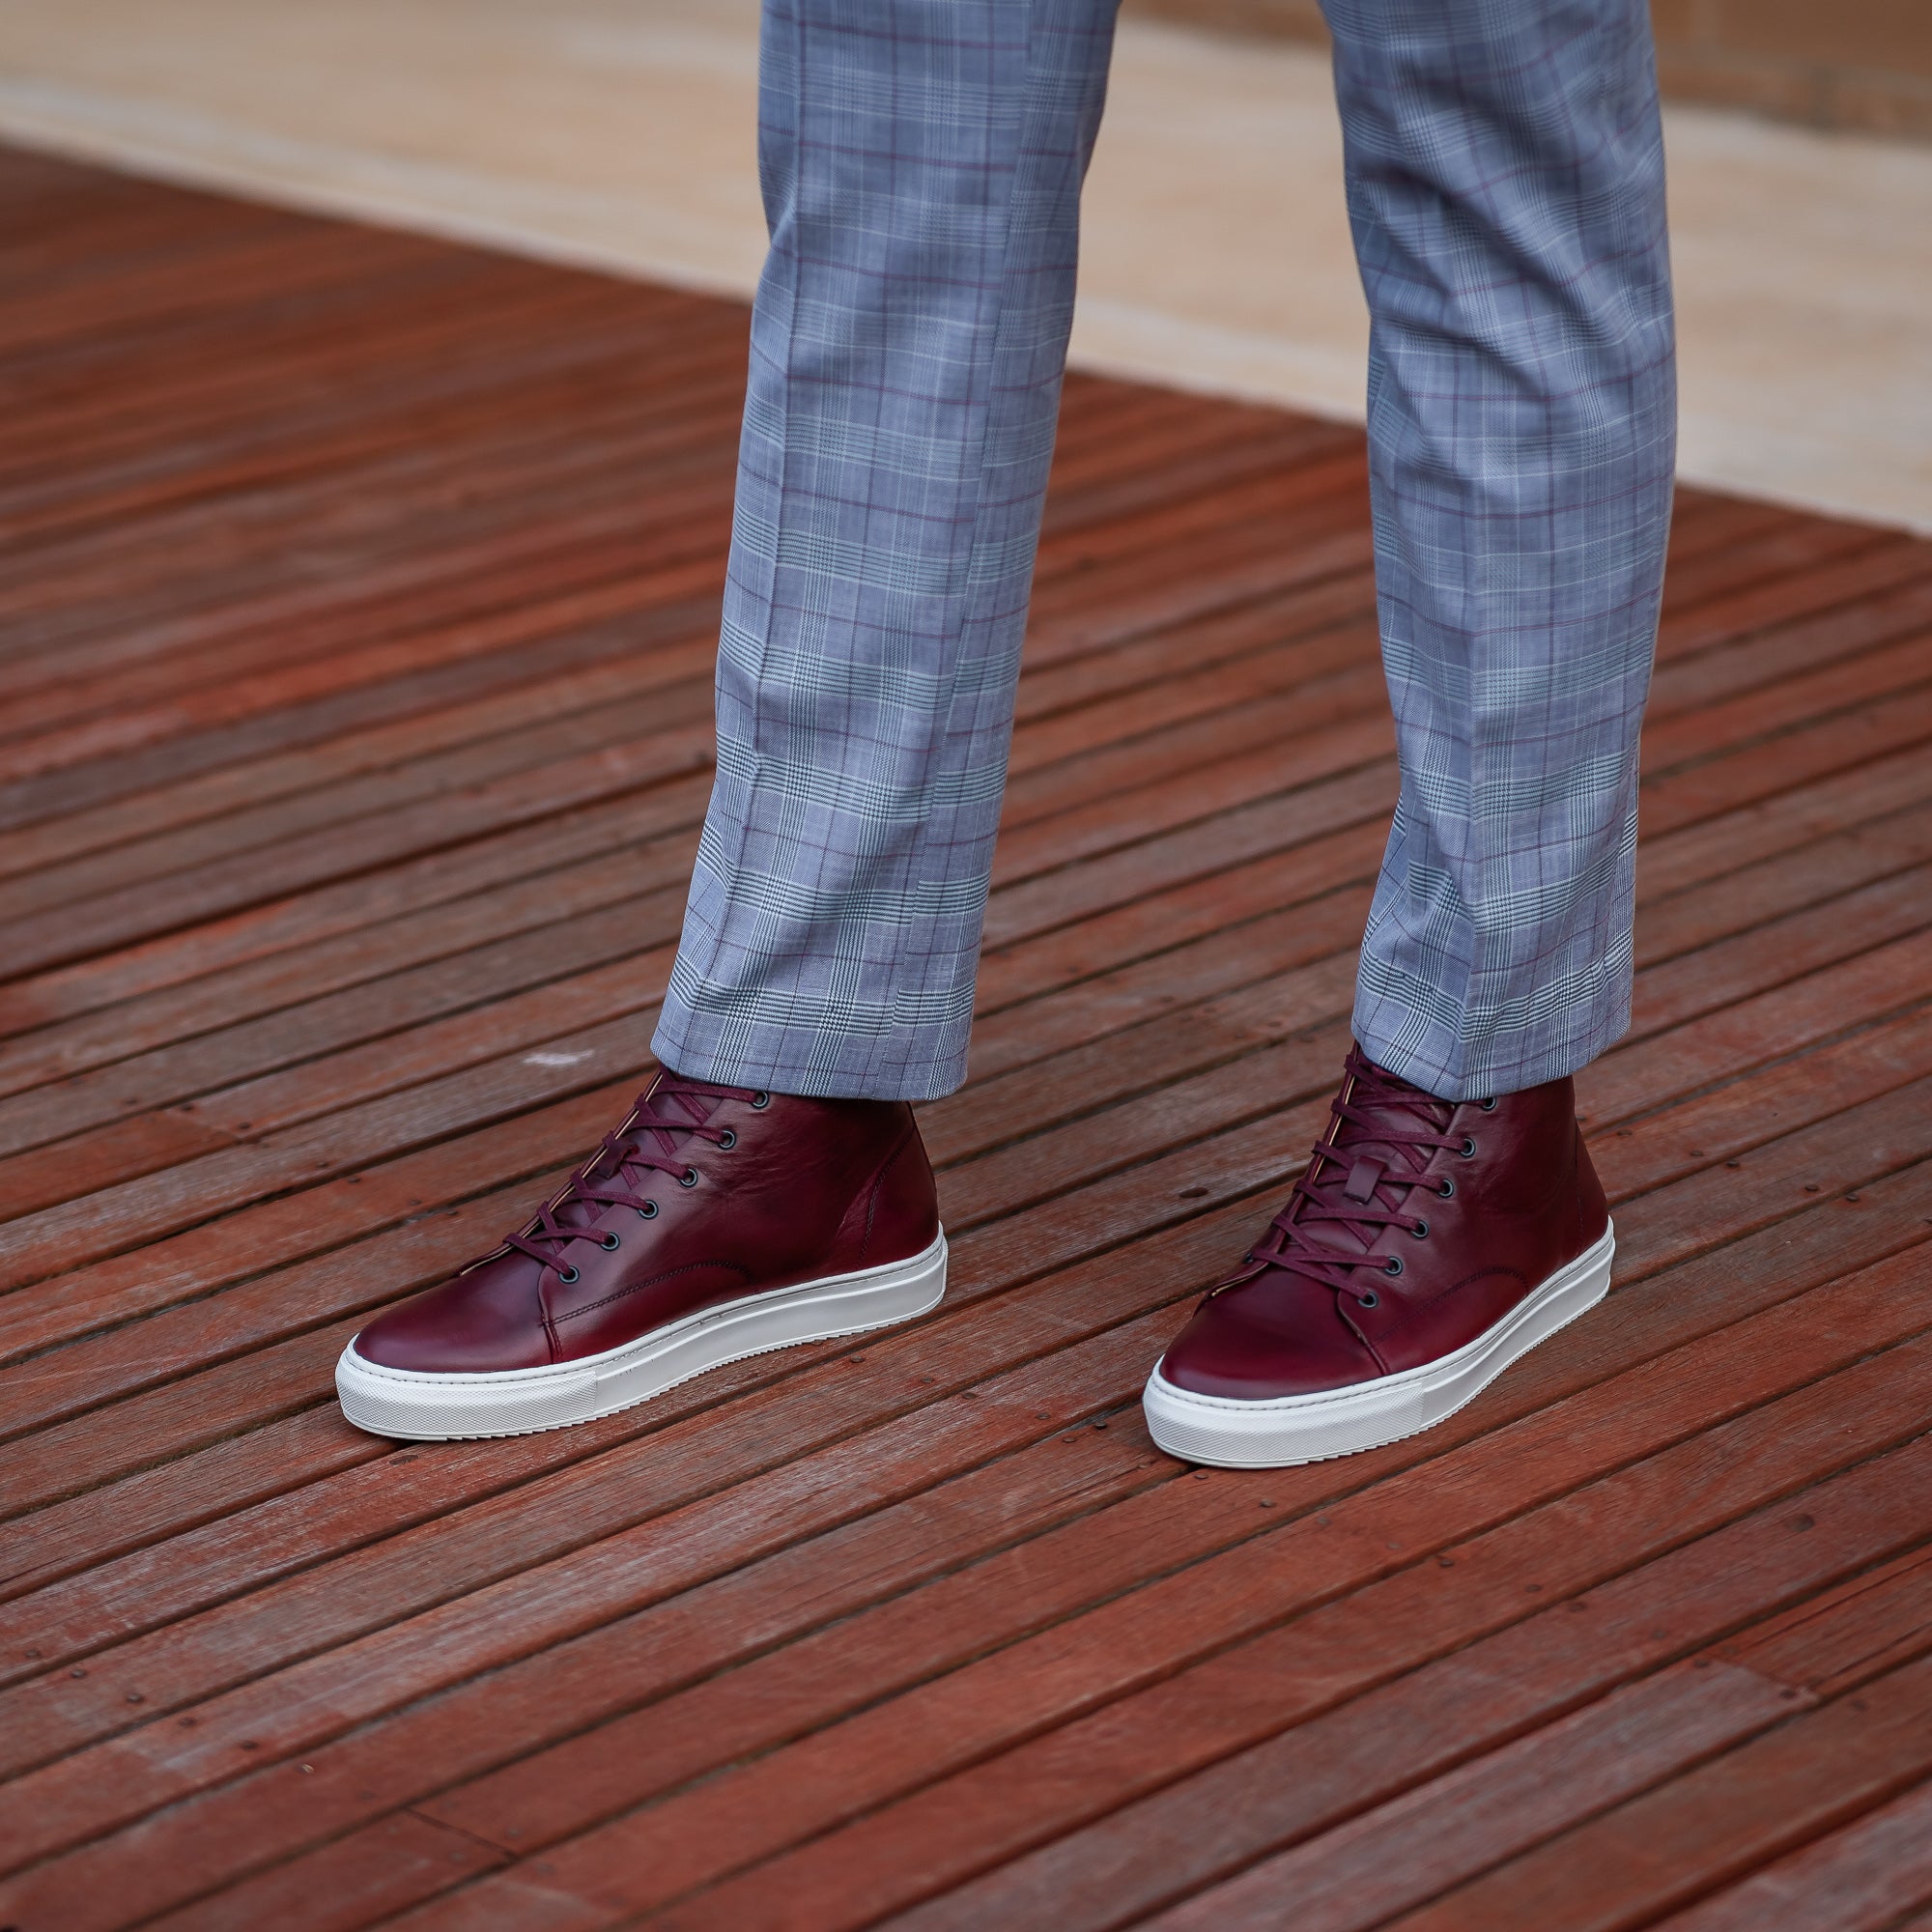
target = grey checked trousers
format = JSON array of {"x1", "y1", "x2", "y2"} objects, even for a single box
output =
[{"x1": 653, "y1": 0, "x2": 1677, "y2": 1102}]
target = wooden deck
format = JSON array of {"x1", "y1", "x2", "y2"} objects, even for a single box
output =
[{"x1": 3, "y1": 142, "x2": 1932, "y2": 1932}]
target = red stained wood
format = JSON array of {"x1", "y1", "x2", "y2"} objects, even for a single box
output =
[
  {"x1": 3, "y1": 148, "x2": 1930, "y2": 1932},
  {"x1": 886, "y1": 1425, "x2": 1932, "y2": 1932},
  {"x1": 1647, "y1": 1778, "x2": 1932, "y2": 1931},
  {"x1": 1378, "y1": 1654, "x2": 1932, "y2": 1932},
  {"x1": 1135, "y1": 1663, "x2": 1801, "y2": 1932},
  {"x1": 398, "y1": 1283, "x2": 1932, "y2": 1931}
]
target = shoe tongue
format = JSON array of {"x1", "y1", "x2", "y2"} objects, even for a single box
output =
[
  {"x1": 1325, "y1": 1111, "x2": 1409, "y2": 1178},
  {"x1": 630, "y1": 1077, "x2": 724, "y2": 1151},
  {"x1": 546, "y1": 1079, "x2": 720, "y2": 1233},
  {"x1": 1285, "y1": 1068, "x2": 1438, "y2": 1257},
  {"x1": 1339, "y1": 1061, "x2": 1446, "y2": 1161}
]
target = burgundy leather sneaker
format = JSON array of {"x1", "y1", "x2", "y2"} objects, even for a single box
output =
[
  {"x1": 1144, "y1": 1046, "x2": 1611, "y2": 1467},
  {"x1": 336, "y1": 1071, "x2": 945, "y2": 1439}
]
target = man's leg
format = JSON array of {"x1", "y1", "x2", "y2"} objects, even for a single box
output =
[
  {"x1": 1146, "y1": 0, "x2": 1674, "y2": 1467},
  {"x1": 338, "y1": 0, "x2": 1120, "y2": 1440},
  {"x1": 654, "y1": 0, "x2": 1121, "y2": 1102},
  {"x1": 1336, "y1": 0, "x2": 1676, "y2": 1099}
]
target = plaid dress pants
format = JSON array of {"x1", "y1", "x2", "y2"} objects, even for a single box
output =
[{"x1": 653, "y1": 0, "x2": 1677, "y2": 1102}]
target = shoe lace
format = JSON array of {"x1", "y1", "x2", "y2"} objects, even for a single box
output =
[
  {"x1": 503, "y1": 1075, "x2": 762, "y2": 1277},
  {"x1": 1228, "y1": 1047, "x2": 1475, "y2": 1310}
]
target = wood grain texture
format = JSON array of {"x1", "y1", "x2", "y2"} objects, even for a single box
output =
[{"x1": 2, "y1": 147, "x2": 1929, "y2": 1932}]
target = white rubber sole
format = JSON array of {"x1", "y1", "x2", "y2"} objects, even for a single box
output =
[
  {"x1": 336, "y1": 1231, "x2": 948, "y2": 1440},
  {"x1": 1142, "y1": 1225, "x2": 1614, "y2": 1469}
]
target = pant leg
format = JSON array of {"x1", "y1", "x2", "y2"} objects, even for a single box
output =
[
  {"x1": 653, "y1": 0, "x2": 1120, "y2": 1101},
  {"x1": 1325, "y1": 0, "x2": 1677, "y2": 1100}
]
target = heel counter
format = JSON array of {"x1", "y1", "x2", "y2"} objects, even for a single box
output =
[
  {"x1": 1573, "y1": 1121, "x2": 1610, "y2": 1247},
  {"x1": 838, "y1": 1110, "x2": 940, "y2": 1270}
]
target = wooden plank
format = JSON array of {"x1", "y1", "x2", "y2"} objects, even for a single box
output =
[
  {"x1": 0, "y1": 303, "x2": 713, "y2": 606},
  {"x1": 1648, "y1": 572, "x2": 1932, "y2": 722},
  {"x1": 0, "y1": 889, "x2": 688, "y2": 1158},
  {"x1": 0, "y1": 249, "x2": 689, "y2": 450},
  {"x1": 0, "y1": 1167, "x2": 577, "y2": 1463},
  {"x1": 0, "y1": 221, "x2": 448, "y2": 362},
  {"x1": 1657, "y1": 533, "x2": 1932, "y2": 663},
  {"x1": 0, "y1": 1036, "x2": 1901, "y2": 1716},
  {"x1": 0, "y1": 723, "x2": 713, "y2": 985},
  {"x1": 0, "y1": 265, "x2": 708, "y2": 493},
  {"x1": 139, "y1": 1813, "x2": 513, "y2": 1932},
  {"x1": 1643, "y1": 629, "x2": 1932, "y2": 774},
  {"x1": 1644, "y1": 1778, "x2": 1932, "y2": 1931},
  {"x1": 1642, "y1": 684, "x2": 1932, "y2": 840},
  {"x1": 973, "y1": 836, "x2": 1386, "y2": 1044},
  {"x1": 0, "y1": 1207, "x2": 1229, "y2": 1616},
  {"x1": 0, "y1": 1083, "x2": 644, "y2": 1370},
  {"x1": 1132, "y1": 1664, "x2": 1798, "y2": 1932},
  {"x1": 345, "y1": 1262, "x2": 1932, "y2": 1932},
  {"x1": 1713, "y1": 1545, "x2": 1932, "y2": 1700},
  {"x1": 117, "y1": 1453, "x2": 1932, "y2": 1932},
  {"x1": 7, "y1": 348, "x2": 1167, "y2": 703},
  {"x1": 0, "y1": 270, "x2": 649, "y2": 526},
  {"x1": 0, "y1": 946, "x2": 674, "y2": 1216},
  {"x1": 0, "y1": 498, "x2": 728, "y2": 781},
  {"x1": 1378, "y1": 1657, "x2": 1932, "y2": 1932},
  {"x1": 0, "y1": 412, "x2": 727, "y2": 678},
  {"x1": 0, "y1": 796, "x2": 705, "y2": 1052},
  {"x1": 1606, "y1": 1077, "x2": 1932, "y2": 1284},
  {"x1": 1653, "y1": 519, "x2": 1892, "y2": 624},
  {"x1": 1638, "y1": 739, "x2": 1932, "y2": 902},
  {"x1": 1009, "y1": 567, "x2": 1375, "y2": 727},
  {"x1": 1004, "y1": 628, "x2": 1380, "y2": 815},
  {"x1": 1591, "y1": 1002, "x2": 1932, "y2": 1199},
  {"x1": 3, "y1": 498, "x2": 1360, "y2": 912},
  {"x1": 0, "y1": 617, "x2": 718, "y2": 881},
  {"x1": 7, "y1": 1066, "x2": 1921, "y2": 1577},
  {"x1": 0, "y1": 1406, "x2": 384, "y2": 1606},
  {"x1": 1585, "y1": 928, "x2": 1932, "y2": 1128},
  {"x1": 1634, "y1": 798, "x2": 1932, "y2": 970},
  {"x1": 0, "y1": 626, "x2": 1376, "y2": 1097},
  {"x1": 4, "y1": 455, "x2": 1353, "y2": 840},
  {"x1": 880, "y1": 1428, "x2": 1932, "y2": 1932},
  {"x1": 1626, "y1": 864, "x2": 1932, "y2": 1040}
]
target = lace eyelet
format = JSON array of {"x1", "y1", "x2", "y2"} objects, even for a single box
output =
[
  {"x1": 1459, "y1": 1136, "x2": 1478, "y2": 1158},
  {"x1": 1358, "y1": 1290, "x2": 1380, "y2": 1309},
  {"x1": 1438, "y1": 1178, "x2": 1456, "y2": 1198},
  {"x1": 679, "y1": 1167, "x2": 699, "y2": 1188},
  {"x1": 1383, "y1": 1256, "x2": 1404, "y2": 1277},
  {"x1": 639, "y1": 1201, "x2": 658, "y2": 1218},
  {"x1": 752, "y1": 1091, "x2": 771, "y2": 1110},
  {"x1": 717, "y1": 1128, "x2": 737, "y2": 1150},
  {"x1": 1480, "y1": 1096, "x2": 1499, "y2": 1112},
  {"x1": 599, "y1": 1232, "x2": 620, "y2": 1251},
  {"x1": 1410, "y1": 1219, "x2": 1429, "y2": 1239},
  {"x1": 557, "y1": 1264, "x2": 581, "y2": 1284}
]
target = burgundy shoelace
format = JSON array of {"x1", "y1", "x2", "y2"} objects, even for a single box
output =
[
  {"x1": 1226, "y1": 1047, "x2": 1488, "y2": 1311},
  {"x1": 503, "y1": 1076, "x2": 766, "y2": 1283}
]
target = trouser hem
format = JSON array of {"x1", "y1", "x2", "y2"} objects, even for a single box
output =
[{"x1": 651, "y1": 1017, "x2": 968, "y2": 1104}]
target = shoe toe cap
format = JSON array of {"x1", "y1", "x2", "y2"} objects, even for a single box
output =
[
  {"x1": 353, "y1": 1256, "x2": 551, "y2": 1374},
  {"x1": 1158, "y1": 1288, "x2": 1378, "y2": 1402}
]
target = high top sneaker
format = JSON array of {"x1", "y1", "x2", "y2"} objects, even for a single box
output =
[
  {"x1": 1144, "y1": 1046, "x2": 1611, "y2": 1467},
  {"x1": 337, "y1": 1070, "x2": 944, "y2": 1440}
]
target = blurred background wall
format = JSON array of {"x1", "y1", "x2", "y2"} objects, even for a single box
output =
[
  {"x1": 1130, "y1": 0, "x2": 1932, "y2": 140},
  {"x1": 1, "y1": 0, "x2": 1927, "y2": 531}
]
